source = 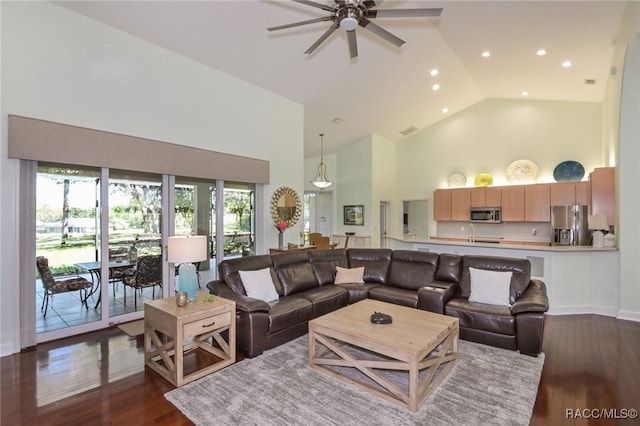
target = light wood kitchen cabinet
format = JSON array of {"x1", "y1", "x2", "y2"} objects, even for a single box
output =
[
  {"x1": 470, "y1": 187, "x2": 501, "y2": 207},
  {"x1": 525, "y1": 184, "x2": 550, "y2": 222},
  {"x1": 590, "y1": 167, "x2": 615, "y2": 227},
  {"x1": 550, "y1": 181, "x2": 589, "y2": 206},
  {"x1": 575, "y1": 181, "x2": 589, "y2": 205},
  {"x1": 501, "y1": 186, "x2": 525, "y2": 221},
  {"x1": 433, "y1": 189, "x2": 452, "y2": 221},
  {"x1": 451, "y1": 188, "x2": 471, "y2": 221}
]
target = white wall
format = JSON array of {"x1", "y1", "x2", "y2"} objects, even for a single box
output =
[
  {"x1": 609, "y1": 1, "x2": 640, "y2": 321},
  {"x1": 371, "y1": 134, "x2": 397, "y2": 247},
  {"x1": 336, "y1": 136, "x2": 373, "y2": 237},
  {"x1": 0, "y1": 2, "x2": 303, "y2": 355}
]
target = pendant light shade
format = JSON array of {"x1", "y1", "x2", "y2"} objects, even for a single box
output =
[{"x1": 311, "y1": 133, "x2": 333, "y2": 190}]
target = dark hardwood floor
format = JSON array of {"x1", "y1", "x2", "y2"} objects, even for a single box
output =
[{"x1": 2, "y1": 314, "x2": 639, "y2": 425}]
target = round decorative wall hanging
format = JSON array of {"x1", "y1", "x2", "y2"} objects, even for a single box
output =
[
  {"x1": 474, "y1": 173, "x2": 493, "y2": 187},
  {"x1": 447, "y1": 172, "x2": 467, "y2": 187},
  {"x1": 553, "y1": 161, "x2": 585, "y2": 182},
  {"x1": 506, "y1": 159, "x2": 538, "y2": 183}
]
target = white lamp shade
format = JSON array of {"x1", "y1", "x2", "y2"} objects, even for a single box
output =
[
  {"x1": 167, "y1": 235, "x2": 207, "y2": 263},
  {"x1": 588, "y1": 214, "x2": 608, "y2": 230}
]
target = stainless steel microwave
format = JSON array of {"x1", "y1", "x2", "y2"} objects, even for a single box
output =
[{"x1": 470, "y1": 207, "x2": 502, "y2": 223}]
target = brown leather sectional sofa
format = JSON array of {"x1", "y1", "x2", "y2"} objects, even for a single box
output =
[{"x1": 207, "y1": 248, "x2": 549, "y2": 358}]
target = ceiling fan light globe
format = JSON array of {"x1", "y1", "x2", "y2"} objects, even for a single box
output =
[{"x1": 340, "y1": 17, "x2": 358, "y2": 31}]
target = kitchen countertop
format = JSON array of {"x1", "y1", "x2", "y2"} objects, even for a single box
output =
[{"x1": 387, "y1": 236, "x2": 618, "y2": 252}]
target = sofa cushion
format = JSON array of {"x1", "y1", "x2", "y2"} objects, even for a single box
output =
[
  {"x1": 308, "y1": 249, "x2": 349, "y2": 285},
  {"x1": 445, "y1": 298, "x2": 515, "y2": 336},
  {"x1": 468, "y1": 267, "x2": 512, "y2": 306},
  {"x1": 347, "y1": 249, "x2": 392, "y2": 284},
  {"x1": 267, "y1": 296, "x2": 314, "y2": 333},
  {"x1": 272, "y1": 251, "x2": 319, "y2": 296},
  {"x1": 459, "y1": 255, "x2": 531, "y2": 304},
  {"x1": 297, "y1": 285, "x2": 349, "y2": 317},
  {"x1": 238, "y1": 268, "x2": 280, "y2": 302},
  {"x1": 218, "y1": 255, "x2": 281, "y2": 296},
  {"x1": 335, "y1": 266, "x2": 365, "y2": 284},
  {"x1": 435, "y1": 253, "x2": 462, "y2": 283},
  {"x1": 368, "y1": 286, "x2": 418, "y2": 308},
  {"x1": 387, "y1": 250, "x2": 439, "y2": 290}
]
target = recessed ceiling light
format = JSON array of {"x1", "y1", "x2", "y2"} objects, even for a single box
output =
[
  {"x1": 432, "y1": 84, "x2": 440, "y2": 91},
  {"x1": 536, "y1": 49, "x2": 546, "y2": 56},
  {"x1": 562, "y1": 60, "x2": 572, "y2": 68},
  {"x1": 481, "y1": 51, "x2": 491, "y2": 58},
  {"x1": 521, "y1": 91, "x2": 529, "y2": 96},
  {"x1": 442, "y1": 107, "x2": 449, "y2": 113},
  {"x1": 430, "y1": 68, "x2": 439, "y2": 77}
]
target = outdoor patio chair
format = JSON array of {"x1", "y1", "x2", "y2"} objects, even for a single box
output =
[
  {"x1": 36, "y1": 256, "x2": 93, "y2": 317},
  {"x1": 123, "y1": 255, "x2": 163, "y2": 309}
]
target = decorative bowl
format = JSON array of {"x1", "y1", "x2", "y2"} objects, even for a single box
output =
[
  {"x1": 474, "y1": 173, "x2": 493, "y2": 187},
  {"x1": 553, "y1": 160, "x2": 585, "y2": 182},
  {"x1": 447, "y1": 172, "x2": 467, "y2": 187},
  {"x1": 506, "y1": 159, "x2": 538, "y2": 183}
]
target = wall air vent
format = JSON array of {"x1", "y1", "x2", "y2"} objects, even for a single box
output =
[
  {"x1": 400, "y1": 126, "x2": 419, "y2": 136},
  {"x1": 584, "y1": 79, "x2": 596, "y2": 85}
]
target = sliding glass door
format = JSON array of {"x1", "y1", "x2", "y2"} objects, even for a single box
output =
[
  {"x1": 107, "y1": 170, "x2": 164, "y2": 315},
  {"x1": 35, "y1": 163, "x2": 102, "y2": 334}
]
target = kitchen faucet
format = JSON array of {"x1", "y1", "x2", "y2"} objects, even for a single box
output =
[{"x1": 469, "y1": 223, "x2": 475, "y2": 243}]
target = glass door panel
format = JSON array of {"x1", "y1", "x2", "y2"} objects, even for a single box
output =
[
  {"x1": 175, "y1": 177, "x2": 215, "y2": 287},
  {"x1": 35, "y1": 163, "x2": 102, "y2": 334},
  {"x1": 107, "y1": 170, "x2": 163, "y2": 316},
  {"x1": 223, "y1": 182, "x2": 255, "y2": 259}
]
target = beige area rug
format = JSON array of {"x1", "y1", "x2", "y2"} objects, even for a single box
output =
[
  {"x1": 165, "y1": 336, "x2": 545, "y2": 426},
  {"x1": 117, "y1": 319, "x2": 145, "y2": 337}
]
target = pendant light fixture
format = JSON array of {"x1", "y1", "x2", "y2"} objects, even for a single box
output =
[{"x1": 310, "y1": 133, "x2": 333, "y2": 190}]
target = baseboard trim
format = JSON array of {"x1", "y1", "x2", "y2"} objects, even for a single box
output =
[
  {"x1": 0, "y1": 342, "x2": 19, "y2": 358},
  {"x1": 617, "y1": 310, "x2": 640, "y2": 322},
  {"x1": 547, "y1": 306, "x2": 618, "y2": 317}
]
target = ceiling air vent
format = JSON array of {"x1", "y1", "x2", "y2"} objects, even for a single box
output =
[
  {"x1": 584, "y1": 79, "x2": 596, "y2": 85},
  {"x1": 400, "y1": 126, "x2": 419, "y2": 136}
]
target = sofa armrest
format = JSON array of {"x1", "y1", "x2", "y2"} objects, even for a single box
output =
[
  {"x1": 511, "y1": 279, "x2": 549, "y2": 315},
  {"x1": 418, "y1": 281, "x2": 458, "y2": 314},
  {"x1": 207, "y1": 280, "x2": 270, "y2": 314}
]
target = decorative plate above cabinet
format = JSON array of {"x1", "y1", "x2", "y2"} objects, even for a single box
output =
[
  {"x1": 506, "y1": 159, "x2": 538, "y2": 183},
  {"x1": 553, "y1": 160, "x2": 585, "y2": 182},
  {"x1": 474, "y1": 173, "x2": 493, "y2": 187},
  {"x1": 447, "y1": 172, "x2": 467, "y2": 187}
]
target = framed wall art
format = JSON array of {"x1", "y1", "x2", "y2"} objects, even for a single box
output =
[{"x1": 343, "y1": 205, "x2": 364, "y2": 226}]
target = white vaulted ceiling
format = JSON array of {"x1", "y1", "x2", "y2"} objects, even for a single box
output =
[{"x1": 56, "y1": 0, "x2": 625, "y2": 157}]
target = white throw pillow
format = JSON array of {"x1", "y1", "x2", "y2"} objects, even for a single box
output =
[
  {"x1": 334, "y1": 266, "x2": 365, "y2": 284},
  {"x1": 238, "y1": 268, "x2": 279, "y2": 302},
  {"x1": 468, "y1": 267, "x2": 512, "y2": 306}
]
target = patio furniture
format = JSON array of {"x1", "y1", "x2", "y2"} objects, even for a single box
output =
[
  {"x1": 36, "y1": 256, "x2": 94, "y2": 317},
  {"x1": 123, "y1": 255, "x2": 163, "y2": 309}
]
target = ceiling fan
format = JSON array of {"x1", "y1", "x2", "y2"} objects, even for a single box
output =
[{"x1": 267, "y1": 0, "x2": 442, "y2": 59}]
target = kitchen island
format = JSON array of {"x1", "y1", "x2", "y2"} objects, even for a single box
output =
[{"x1": 387, "y1": 236, "x2": 620, "y2": 318}]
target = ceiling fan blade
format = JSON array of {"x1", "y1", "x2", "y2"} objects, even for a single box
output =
[
  {"x1": 305, "y1": 23, "x2": 339, "y2": 54},
  {"x1": 359, "y1": 19, "x2": 405, "y2": 47},
  {"x1": 362, "y1": 0, "x2": 385, "y2": 8},
  {"x1": 366, "y1": 8, "x2": 443, "y2": 18},
  {"x1": 293, "y1": 0, "x2": 334, "y2": 12},
  {"x1": 347, "y1": 30, "x2": 358, "y2": 59},
  {"x1": 267, "y1": 16, "x2": 333, "y2": 31}
]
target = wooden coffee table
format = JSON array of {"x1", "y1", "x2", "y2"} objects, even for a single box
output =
[{"x1": 308, "y1": 299, "x2": 458, "y2": 412}]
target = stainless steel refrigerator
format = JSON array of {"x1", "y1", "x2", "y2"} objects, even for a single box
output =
[{"x1": 551, "y1": 205, "x2": 590, "y2": 246}]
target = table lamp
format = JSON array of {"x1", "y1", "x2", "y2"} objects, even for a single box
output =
[
  {"x1": 168, "y1": 235, "x2": 207, "y2": 301},
  {"x1": 588, "y1": 214, "x2": 608, "y2": 248}
]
